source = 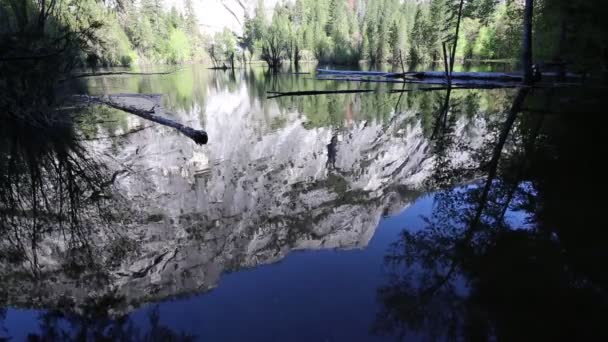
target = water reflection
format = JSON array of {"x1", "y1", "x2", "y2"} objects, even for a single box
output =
[
  {"x1": 0, "y1": 118, "x2": 117, "y2": 274},
  {"x1": 24, "y1": 302, "x2": 194, "y2": 341},
  {"x1": 375, "y1": 86, "x2": 608, "y2": 340},
  {"x1": 2, "y1": 65, "x2": 603, "y2": 340}
]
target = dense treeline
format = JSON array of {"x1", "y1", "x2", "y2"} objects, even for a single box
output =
[
  {"x1": 0, "y1": 0, "x2": 206, "y2": 67},
  {"x1": 243, "y1": 0, "x2": 608, "y2": 72},
  {"x1": 242, "y1": 0, "x2": 524, "y2": 67},
  {"x1": 1, "y1": 0, "x2": 607, "y2": 71}
]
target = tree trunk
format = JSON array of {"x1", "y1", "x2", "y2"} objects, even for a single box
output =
[
  {"x1": 467, "y1": 87, "x2": 530, "y2": 234},
  {"x1": 450, "y1": 0, "x2": 465, "y2": 76},
  {"x1": 294, "y1": 44, "x2": 300, "y2": 68},
  {"x1": 523, "y1": 0, "x2": 534, "y2": 85}
]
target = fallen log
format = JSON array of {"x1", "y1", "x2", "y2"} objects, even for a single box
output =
[
  {"x1": 404, "y1": 71, "x2": 523, "y2": 81},
  {"x1": 74, "y1": 94, "x2": 208, "y2": 145},
  {"x1": 315, "y1": 75, "x2": 520, "y2": 88},
  {"x1": 317, "y1": 68, "x2": 525, "y2": 82},
  {"x1": 267, "y1": 84, "x2": 518, "y2": 99}
]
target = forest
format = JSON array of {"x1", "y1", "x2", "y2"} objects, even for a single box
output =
[
  {"x1": 243, "y1": 0, "x2": 607, "y2": 71},
  {"x1": 1, "y1": 0, "x2": 606, "y2": 72},
  {"x1": 0, "y1": 0, "x2": 206, "y2": 67},
  {"x1": 1, "y1": 0, "x2": 608, "y2": 340}
]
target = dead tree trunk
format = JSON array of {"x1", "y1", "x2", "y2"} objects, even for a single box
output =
[
  {"x1": 523, "y1": 0, "x2": 534, "y2": 85},
  {"x1": 449, "y1": 0, "x2": 465, "y2": 76}
]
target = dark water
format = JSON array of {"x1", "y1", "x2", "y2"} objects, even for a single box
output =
[{"x1": 1, "y1": 64, "x2": 605, "y2": 341}]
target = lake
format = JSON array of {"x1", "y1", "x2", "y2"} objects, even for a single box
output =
[{"x1": 1, "y1": 64, "x2": 605, "y2": 341}]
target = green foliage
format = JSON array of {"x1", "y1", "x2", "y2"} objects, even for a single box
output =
[
  {"x1": 473, "y1": 26, "x2": 496, "y2": 59},
  {"x1": 456, "y1": 18, "x2": 480, "y2": 60},
  {"x1": 168, "y1": 29, "x2": 191, "y2": 64},
  {"x1": 207, "y1": 28, "x2": 238, "y2": 68},
  {"x1": 1, "y1": 0, "x2": 208, "y2": 67},
  {"x1": 3, "y1": 0, "x2": 607, "y2": 71},
  {"x1": 242, "y1": 14, "x2": 257, "y2": 61},
  {"x1": 533, "y1": 0, "x2": 608, "y2": 71},
  {"x1": 259, "y1": 3, "x2": 292, "y2": 68}
]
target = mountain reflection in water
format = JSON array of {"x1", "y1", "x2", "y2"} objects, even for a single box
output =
[{"x1": 1, "y1": 65, "x2": 605, "y2": 341}]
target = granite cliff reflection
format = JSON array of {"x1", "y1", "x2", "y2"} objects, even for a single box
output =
[
  {"x1": 1, "y1": 68, "x2": 514, "y2": 325},
  {"x1": 80, "y1": 86, "x2": 439, "y2": 306}
]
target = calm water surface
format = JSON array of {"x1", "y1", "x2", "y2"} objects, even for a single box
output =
[{"x1": 1, "y1": 64, "x2": 605, "y2": 341}]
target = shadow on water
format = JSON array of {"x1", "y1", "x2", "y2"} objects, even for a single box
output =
[{"x1": 374, "y1": 85, "x2": 608, "y2": 340}]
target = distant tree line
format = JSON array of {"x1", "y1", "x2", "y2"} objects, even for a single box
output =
[
  {"x1": 2, "y1": 0, "x2": 606, "y2": 72},
  {"x1": 241, "y1": 0, "x2": 608, "y2": 72},
  {"x1": 240, "y1": 0, "x2": 522, "y2": 68}
]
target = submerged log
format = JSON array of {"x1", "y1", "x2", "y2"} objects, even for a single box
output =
[
  {"x1": 267, "y1": 89, "x2": 375, "y2": 99},
  {"x1": 208, "y1": 65, "x2": 229, "y2": 70},
  {"x1": 60, "y1": 69, "x2": 183, "y2": 83},
  {"x1": 75, "y1": 94, "x2": 208, "y2": 145},
  {"x1": 317, "y1": 69, "x2": 392, "y2": 77}
]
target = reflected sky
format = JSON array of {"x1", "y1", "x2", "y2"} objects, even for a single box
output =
[{"x1": 2, "y1": 193, "x2": 435, "y2": 341}]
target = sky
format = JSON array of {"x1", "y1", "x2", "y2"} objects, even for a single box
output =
[{"x1": 161, "y1": 0, "x2": 280, "y2": 35}]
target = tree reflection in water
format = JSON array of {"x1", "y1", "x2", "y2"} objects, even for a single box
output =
[
  {"x1": 0, "y1": 121, "x2": 193, "y2": 339},
  {"x1": 375, "y1": 86, "x2": 608, "y2": 341},
  {"x1": 19, "y1": 296, "x2": 194, "y2": 341},
  {"x1": 0, "y1": 117, "x2": 120, "y2": 274}
]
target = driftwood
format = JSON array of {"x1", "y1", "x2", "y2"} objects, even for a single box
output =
[{"x1": 74, "y1": 94, "x2": 208, "y2": 145}]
